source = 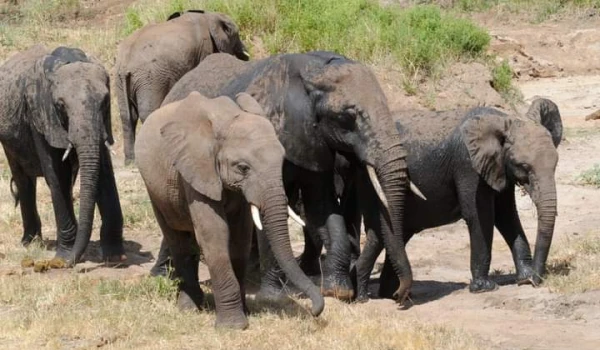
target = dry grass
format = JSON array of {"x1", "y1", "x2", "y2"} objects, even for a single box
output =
[{"x1": 545, "y1": 233, "x2": 600, "y2": 294}]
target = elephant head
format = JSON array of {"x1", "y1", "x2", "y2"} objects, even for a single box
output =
[
  {"x1": 169, "y1": 10, "x2": 249, "y2": 61},
  {"x1": 230, "y1": 51, "x2": 412, "y2": 297},
  {"x1": 159, "y1": 92, "x2": 324, "y2": 316},
  {"x1": 461, "y1": 109, "x2": 559, "y2": 283},
  {"x1": 26, "y1": 47, "x2": 113, "y2": 263}
]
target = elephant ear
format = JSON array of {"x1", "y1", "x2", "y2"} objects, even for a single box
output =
[
  {"x1": 160, "y1": 95, "x2": 222, "y2": 201},
  {"x1": 525, "y1": 98, "x2": 562, "y2": 148},
  {"x1": 235, "y1": 93, "x2": 266, "y2": 116},
  {"x1": 208, "y1": 13, "x2": 239, "y2": 53},
  {"x1": 167, "y1": 11, "x2": 183, "y2": 21},
  {"x1": 461, "y1": 113, "x2": 510, "y2": 192}
]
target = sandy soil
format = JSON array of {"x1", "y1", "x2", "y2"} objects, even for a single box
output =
[{"x1": 2, "y1": 3, "x2": 600, "y2": 349}]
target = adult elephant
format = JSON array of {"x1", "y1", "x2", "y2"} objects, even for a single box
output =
[
  {"x1": 344, "y1": 98, "x2": 562, "y2": 301},
  {"x1": 115, "y1": 10, "x2": 250, "y2": 165},
  {"x1": 135, "y1": 91, "x2": 324, "y2": 329},
  {"x1": 155, "y1": 52, "x2": 416, "y2": 302},
  {"x1": 0, "y1": 45, "x2": 125, "y2": 265}
]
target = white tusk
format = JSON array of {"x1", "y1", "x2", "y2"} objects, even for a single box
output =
[
  {"x1": 62, "y1": 143, "x2": 73, "y2": 162},
  {"x1": 410, "y1": 181, "x2": 427, "y2": 201},
  {"x1": 243, "y1": 50, "x2": 250, "y2": 58},
  {"x1": 288, "y1": 206, "x2": 305, "y2": 227},
  {"x1": 105, "y1": 141, "x2": 116, "y2": 156},
  {"x1": 251, "y1": 205, "x2": 263, "y2": 231},
  {"x1": 366, "y1": 165, "x2": 389, "y2": 209}
]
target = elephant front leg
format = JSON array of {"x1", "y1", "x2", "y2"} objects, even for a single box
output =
[
  {"x1": 188, "y1": 195, "x2": 247, "y2": 329},
  {"x1": 494, "y1": 187, "x2": 535, "y2": 285},
  {"x1": 459, "y1": 181, "x2": 498, "y2": 293},
  {"x1": 97, "y1": 147, "x2": 126, "y2": 263},
  {"x1": 5, "y1": 151, "x2": 42, "y2": 245},
  {"x1": 354, "y1": 228, "x2": 383, "y2": 302},
  {"x1": 300, "y1": 171, "x2": 353, "y2": 301},
  {"x1": 32, "y1": 133, "x2": 77, "y2": 258},
  {"x1": 227, "y1": 203, "x2": 254, "y2": 315}
]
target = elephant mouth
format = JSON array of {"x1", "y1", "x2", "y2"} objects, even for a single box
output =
[{"x1": 250, "y1": 204, "x2": 305, "y2": 231}]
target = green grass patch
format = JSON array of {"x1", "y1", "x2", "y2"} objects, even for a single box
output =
[
  {"x1": 577, "y1": 164, "x2": 600, "y2": 187},
  {"x1": 491, "y1": 59, "x2": 522, "y2": 103},
  {"x1": 124, "y1": 0, "x2": 490, "y2": 80}
]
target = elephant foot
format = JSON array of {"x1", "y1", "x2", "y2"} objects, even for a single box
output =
[
  {"x1": 150, "y1": 261, "x2": 171, "y2": 277},
  {"x1": 256, "y1": 283, "x2": 286, "y2": 302},
  {"x1": 354, "y1": 292, "x2": 370, "y2": 303},
  {"x1": 298, "y1": 254, "x2": 321, "y2": 276},
  {"x1": 215, "y1": 313, "x2": 249, "y2": 330},
  {"x1": 469, "y1": 278, "x2": 499, "y2": 293},
  {"x1": 124, "y1": 157, "x2": 135, "y2": 167},
  {"x1": 104, "y1": 254, "x2": 128, "y2": 267},
  {"x1": 54, "y1": 246, "x2": 73, "y2": 261},
  {"x1": 176, "y1": 290, "x2": 203, "y2": 312},
  {"x1": 516, "y1": 265, "x2": 538, "y2": 286},
  {"x1": 321, "y1": 274, "x2": 354, "y2": 301},
  {"x1": 21, "y1": 233, "x2": 42, "y2": 247}
]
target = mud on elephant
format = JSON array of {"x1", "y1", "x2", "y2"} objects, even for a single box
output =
[
  {"x1": 135, "y1": 92, "x2": 324, "y2": 329},
  {"x1": 337, "y1": 98, "x2": 562, "y2": 301},
  {"x1": 115, "y1": 10, "x2": 249, "y2": 165},
  {"x1": 154, "y1": 51, "x2": 417, "y2": 302},
  {"x1": 0, "y1": 45, "x2": 125, "y2": 265}
]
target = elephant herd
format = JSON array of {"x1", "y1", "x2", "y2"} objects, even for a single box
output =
[{"x1": 0, "y1": 10, "x2": 563, "y2": 330}]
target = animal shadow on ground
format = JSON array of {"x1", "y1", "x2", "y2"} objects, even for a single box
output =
[
  {"x1": 369, "y1": 278, "x2": 468, "y2": 308},
  {"x1": 44, "y1": 239, "x2": 154, "y2": 270},
  {"x1": 198, "y1": 280, "x2": 318, "y2": 320}
]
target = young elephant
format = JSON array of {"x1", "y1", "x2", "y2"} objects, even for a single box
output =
[
  {"x1": 135, "y1": 92, "x2": 324, "y2": 329},
  {"x1": 116, "y1": 10, "x2": 250, "y2": 165},
  {"x1": 0, "y1": 45, "x2": 124, "y2": 265},
  {"x1": 342, "y1": 99, "x2": 561, "y2": 301}
]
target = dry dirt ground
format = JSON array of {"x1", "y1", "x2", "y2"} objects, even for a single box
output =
[{"x1": 1, "y1": 3, "x2": 600, "y2": 349}]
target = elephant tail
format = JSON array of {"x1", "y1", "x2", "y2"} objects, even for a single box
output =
[
  {"x1": 120, "y1": 72, "x2": 133, "y2": 131},
  {"x1": 10, "y1": 177, "x2": 19, "y2": 208}
]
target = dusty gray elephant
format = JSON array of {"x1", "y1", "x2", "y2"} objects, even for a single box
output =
[
  {"x1": 336, "y1": 99, "x2": 562, "y2": 301},
  {"x1": 116, "y1": 10, "x2": 250, "y2": 165},
  {"x1": 155, "y1": 51, "x2": 419, "y2": 303},
  {"x1": 135, "y1": 91, "x2": 324, "y2": 329},
  {"x1": 0, "y1": 45, "x2": 125, "y2": 265}
]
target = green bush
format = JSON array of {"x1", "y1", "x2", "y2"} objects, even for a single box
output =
[
  {"x1": 578, "y1": 164, "x2": 600, "y2": 187},
  {"x1": 123, "y1": 0, "x2": 490, "y2": 79}
]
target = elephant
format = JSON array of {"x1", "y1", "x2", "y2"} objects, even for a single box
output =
[
  {"x1": 0, "y1": 45, "x2": 125, "y2": 265},
  {"x1": 115, "y1": 10, "x2": 250, "y2": 165},
  {"x1": 154, "y1": 51, "x2": 419, "y2": 303},
  {"x1": 134, "y1": 91, "x2": 324, "y2": 329},
  {"x1": 337, "y1": 98, "x2": 562, "y2": 301}
]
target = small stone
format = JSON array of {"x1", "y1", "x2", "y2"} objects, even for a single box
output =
[{"x1": 0, "y1": 252, "x2": 6, "y2": 260}]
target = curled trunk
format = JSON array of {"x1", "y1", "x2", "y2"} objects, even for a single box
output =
[
  {"x1": 70, "y1": 145, "x2": 100, "y2": 264},
  {"x1": 260, "y1": 181, "x2": 324, "y2": 316},
  {"x1": 532, "y1": 177, "x2": 557, "y2": 284}
]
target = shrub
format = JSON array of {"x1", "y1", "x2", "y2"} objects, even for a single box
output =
[{"x1": 578, "y1": 164, "x2": 600, "y2": 187}]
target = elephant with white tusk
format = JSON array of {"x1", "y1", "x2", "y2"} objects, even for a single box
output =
[{"x1": 135, "y1": 91, "x2": 324, "y2": 329}]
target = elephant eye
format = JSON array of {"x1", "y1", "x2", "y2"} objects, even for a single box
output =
[{"x1": 235, "y1": 163, "x2": 250, "y2": 175}]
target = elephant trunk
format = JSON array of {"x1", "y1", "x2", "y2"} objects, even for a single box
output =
[
  {"x1": 259, "y1": 179, "x2": 324, "y2": 317},
  {"x1": 531, "y1": 176, "x2": 558, "y2": 284},
  {"x1": 370, "y1": 136, "x2": 412, "y2": 301},
  {"x1": 70, "y1": 144, "x2": 101, "y2": 264}
]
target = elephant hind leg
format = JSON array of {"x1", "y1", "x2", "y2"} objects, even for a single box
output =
[
  {"x1": 5, "y1": 151, "x2": 42, "y2": 245},
  {"x1": 150, "y1": 203, "x2": 204, "y2": 311}
]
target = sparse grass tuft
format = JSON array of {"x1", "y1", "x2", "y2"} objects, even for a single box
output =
[
  {"x1": 577, "y1": 164, "x2": 600, "y2": 187},
  {"x1": 545, "y1": 234, "x2": 600, "y2": 294},
  {"x1": 491, "y1": 59, "x2": 522, "y2": 103}
]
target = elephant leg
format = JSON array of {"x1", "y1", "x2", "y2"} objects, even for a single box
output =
[
  {"x1": 5, "y1": 151, "x2": 42, "y2": 245},
  {"x1": 494, "y1": 187, "x2": 534, "y2": 285},
  {"x1": 188, "y1": 194, "x2": 247, "y2": 329},
  {"x1": 228, "y1": 203, "x2": 253, "y2": 315},
  {"x1": 150, "y1": 238, "x2": 173, "y2": 277},
  {"x1": 150, "y1": 202, "x2": 203, "y2": 311},
  {"x1": 354, "y1": 228, "x2": 383, "y2": 302},
  {"x1": 97, "y1": 147, "x2": 125, "y2": 262},
  {"x1": 32, "y1": 132, "x2": 77, "y2": 258},
  {"x1": 287, "y1": 178, "x2": 323, "y2": 276},
  {"x1": 299, "y1": 169, "x2": 353, "y2": 300},
  {"x1": 458, "y1": 181, "x2": 497, "y2": 293}
]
